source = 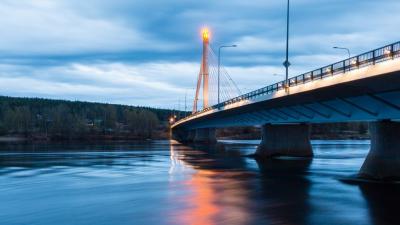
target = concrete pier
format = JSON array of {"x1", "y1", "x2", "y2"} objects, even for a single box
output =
[
  {"x1": 255, "y1": 124, "x2": 313, "y2": 157},
  {"x1": 171, "y1": 129, "x2": 185, "y2": 143},
  {"x1": 193, "y1": 128, "x2": 217, "y2": 144},
  {"x1": 187, "y1": 130, "x2": 196, "y2": 143},
  {"x1": 171, "y1": 129, "x2": 191, "y2": 143},
  {"x1": 359, "y1": 121, "x2": 400, "y2": 180},
  {"x1": 172, "y1": 128, "x2": 216, "y2": 144}
]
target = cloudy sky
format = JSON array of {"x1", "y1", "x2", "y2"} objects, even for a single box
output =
[{"x1": 0, "y1": 0, "x2": 399, "y2": 109}]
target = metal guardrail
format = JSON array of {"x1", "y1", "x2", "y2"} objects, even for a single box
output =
[{"x1": 175, "y1": 41, "x2": 400, "y2": 126}]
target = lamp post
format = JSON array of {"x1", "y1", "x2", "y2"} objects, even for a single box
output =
[
  {"x1": 218, "y1": 44, "x2": 237, "y2": 104},
  {"x1": 283, "y1": 0, "x2": 291, "y2": 91},
  {"x1": 184, "y1": 91, "x2": 187, "y2": 117},
  {"x1": 333, "y1": 46, "x2": 351, "y2": 59}
]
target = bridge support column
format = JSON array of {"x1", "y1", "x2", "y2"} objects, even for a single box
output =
[
  {"x1": 194, "y1": 128, "x2": 217, "y2": 144},
  {"x1": 359, "y1": 121, "x2": 400, "y2": 180},
  {"x1": 187, "y1": 130, "x2": 196, "y2": 143},
  {"x1": 171, "y1": 129, "x2": 192, "y2": 143},
  {"x1": 255, "y1": 124, "x2": 313, "y2": 157}
]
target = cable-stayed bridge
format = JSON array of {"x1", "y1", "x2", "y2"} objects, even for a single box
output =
[{"x1": 171, "y1": 30, "x2": 400, "y2": 180}]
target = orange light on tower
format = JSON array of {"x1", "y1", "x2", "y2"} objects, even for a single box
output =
[{"x1": 202, "y1": 28, "x2": 210, "y2": 42}]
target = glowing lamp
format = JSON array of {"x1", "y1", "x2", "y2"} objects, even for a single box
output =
[
  {"x1": 384, "y1": 49, "x2": 391, "y2": 55},
  {"x1": 351, "y1": 59, "x2": 357, "y2": 65},
  {"x1": 202, "y1": 28, "x2": 210, "y2": 41}
]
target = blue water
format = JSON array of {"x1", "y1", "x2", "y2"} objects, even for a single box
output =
[{"x1": 0, "y1": 140, "x2": 399, "y2": 225}]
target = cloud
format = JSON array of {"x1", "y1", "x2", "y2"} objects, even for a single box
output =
[
  {"x1": 0, "y1": 0, "x2": 399, "y2": 108},
  {"x1": 0, "y1": 0, "x2": 183, "y2": 56},
  {"x1": 233, "y1": 36, "x2": 285, "y2": 53},
  {"x1": 0, "y1": 60, "x2": 209, "y2": 107}
]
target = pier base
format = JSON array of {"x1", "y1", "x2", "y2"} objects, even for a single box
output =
[
  {"x1": 171, "y1": 129, "x2": 191, "y2": 143},
  {"x1": 359, "y1": 121, "x2": 400, "y2": 180},
  {"x1": 194, "y1": 128, "x2": 217, "y2": 144},
  {"x1": 255, "y1": 124, "x2": 313, "y2": 157},
  {"x1": 187, "y1": 130, "x2": 196, "y2": 143}
]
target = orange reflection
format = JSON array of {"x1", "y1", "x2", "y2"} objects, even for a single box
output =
[
  {"x1": 177, "y1": 169, "x2": 253, "y2": 225},
  {"x1": 181, "y1": 170, "x2": 219, "y2": 225},
  {"x1": 169, "y1": 143, "x2": 252, "y2": 225}
]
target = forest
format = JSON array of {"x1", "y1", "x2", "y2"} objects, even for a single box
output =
[{"x1": 0, "y1": 96, "x2": 176, "y2": 140}]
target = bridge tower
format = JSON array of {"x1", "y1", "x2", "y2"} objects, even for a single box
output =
[
  {"x1": 193, "y1": 28, "x2": 210, "y2": 113},
  {"x1": 202, "y1": 28, "x2": 210, "y2": 109}
]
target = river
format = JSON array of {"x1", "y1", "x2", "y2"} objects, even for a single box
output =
[{"x1": 0, "y1": 140, "x2": 399, "y2": 225}]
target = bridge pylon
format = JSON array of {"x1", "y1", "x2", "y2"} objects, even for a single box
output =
[{"x1": 193, "y1": 28, "x2": 210, "y2": 113}]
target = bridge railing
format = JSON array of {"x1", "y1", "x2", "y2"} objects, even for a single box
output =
[{"x1": 176, "y1": 41, "x2": 400, "y2": 125}]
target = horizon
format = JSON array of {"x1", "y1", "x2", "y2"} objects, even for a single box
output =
[{"x1": 0, "y1": 0, "x2": 399, "y2": 109}]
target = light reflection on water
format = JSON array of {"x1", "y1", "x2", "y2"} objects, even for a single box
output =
[{"x1": 0, "y1": 140, "x2": 399, "y2": 225}]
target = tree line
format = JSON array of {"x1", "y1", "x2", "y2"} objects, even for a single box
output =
[{"x1": 0, "y1": 96, "x2": 176, "y2": 140}]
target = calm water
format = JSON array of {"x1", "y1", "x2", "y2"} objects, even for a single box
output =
[{"x1": 0, "y1": 140, "x2": 399, "y2": 225}]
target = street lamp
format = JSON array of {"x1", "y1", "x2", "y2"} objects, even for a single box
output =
[
  {"x1": 283, "y1": 0, "x2": 291, "y2": 92},
  {"x1": 333, "y1": 46, "x2": 351, "y2": 59},
  {"x1": 218, "y1": 44, "x2": 237, "y2": 104},
  {"x1": 184, "y1": 91, "x2": 187, "y2": 117}
]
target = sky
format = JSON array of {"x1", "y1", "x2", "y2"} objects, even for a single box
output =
[{"x1": 0, "y1": 0, "x2": 399, "y2": 109}]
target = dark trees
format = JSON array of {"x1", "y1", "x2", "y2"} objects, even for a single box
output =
[{"x1": 0, "y1": 96, "x2": 170, "y2": 140}]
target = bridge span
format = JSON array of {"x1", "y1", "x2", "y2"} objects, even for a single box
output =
[{"x1": 171, "y1": 41, "x2": 400, "y2": 180}]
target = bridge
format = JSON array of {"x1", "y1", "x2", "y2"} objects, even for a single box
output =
[{"x1": 171, "y1": 29, "x2": 400, "y2": 180}]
